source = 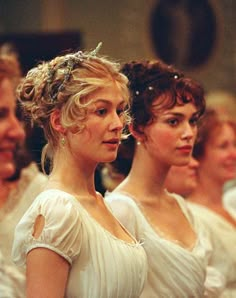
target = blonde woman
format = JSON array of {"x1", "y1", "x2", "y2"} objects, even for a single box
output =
[{"x1": 12, "y1": 45, "x2": 147, "y2": 298}]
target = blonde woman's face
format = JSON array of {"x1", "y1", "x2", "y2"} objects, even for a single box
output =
[
  {"x1": 65, "y1": 83, "x2": 127, "y2": 165},
  {"x1": 0, "y1": 78, "x2": 25, "y2": 179}
]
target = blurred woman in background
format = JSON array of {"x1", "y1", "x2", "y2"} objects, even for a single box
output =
[{"x1": 0, "y1": 47, "x2": 47, "y2": 297}]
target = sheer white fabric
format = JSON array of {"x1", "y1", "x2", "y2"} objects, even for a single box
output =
[
  {"x1": 223, "y1": 187, "x2": 236, "y2": 221},
  {"x1": 0, "y1": 163, "x2": 47, "y2": 295},
  {"x1": 188, "y1": 202, "x2": 236, "y2": 298},
  {"x1": 12, "y1": 189, "x2": 147, "y2": 298},
  {"x1": 0, "y1": 251, "x2": 25, "y2": 298},
  {"x1": 105, "y1": 191, "x2": 224, "y2": 298}
]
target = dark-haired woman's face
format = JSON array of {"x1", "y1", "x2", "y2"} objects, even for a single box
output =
[{"x1": 141, "y1": 102, "x2": 199, "y2": 167}]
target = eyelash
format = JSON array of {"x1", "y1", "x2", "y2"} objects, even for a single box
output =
[
  {"x1": 95, "y1": 107, "x2": 125, "y2": 117},
  {"x1": 167, "y1": 116, "x2": 199, "y2": 127},
  {"x1": 167, "y1": 118, "x2": 179, "y2": 126},
  {"x1": 189, "y1": 117, "x2": 199, "y2": 126},
  {"x1": 95, "y1": 108, "x2": 107, "y2": 116},
  {"x1": 117, "y1": 108, "x2": 125, "y2": 116},
  {"x1": 0, "y1": 109, "x2": 9, "y2": 119}
]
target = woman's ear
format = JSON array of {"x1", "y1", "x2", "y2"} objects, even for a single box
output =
[
  {"x1": 129, "y1": 123, "x2": 145, "y2": 143},
  {"x1": 50, "y1": 110, "x2": 66, "y2": 134}
]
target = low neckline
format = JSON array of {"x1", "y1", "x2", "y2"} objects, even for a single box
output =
[
  {"x1": 111, "y1": 190, "x2": 198, "y2": 252},
  {"x1": 43, "y1": 188, "x2": 140, "y2": 247}
]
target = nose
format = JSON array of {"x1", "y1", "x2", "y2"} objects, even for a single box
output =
[
  {"x1": 109, "y1": 113, "x2": 123, "y2": 131},
  {"x1": 181, "y1": 122, "x2": 195, "y2": 141},
  {"x1": 8, "y1": 113, "x2": 26, "y2": 142}
]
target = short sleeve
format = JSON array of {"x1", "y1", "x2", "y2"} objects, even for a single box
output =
[{"x1": 12, "y1": 190, "x2": 82, "y2": 266}]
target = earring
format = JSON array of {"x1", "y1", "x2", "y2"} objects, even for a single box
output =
[
  {"x1": 61, "y1": 137, "x2": 66, "y2": 146},
  {"x1": 137, "y1": 141, "x2": 141, "y2": 145}
]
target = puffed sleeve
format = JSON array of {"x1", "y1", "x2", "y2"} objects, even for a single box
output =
[{"x1": 12, "y1": 190, "x2": 82, "y2": 266}]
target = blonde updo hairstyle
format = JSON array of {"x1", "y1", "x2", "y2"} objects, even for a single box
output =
[{"x1": 17, "y1": 48, "x2": 130, "y2": 171}]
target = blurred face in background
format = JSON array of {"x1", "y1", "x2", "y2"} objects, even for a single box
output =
[
  {"x1": 0, "y1": 78, "x2": 25, "y2": 180},
  {"x1": 164, "y1": 157, "x2": 199, "y2": 197},
  {"x1": 199, "y1": 123, "x2": 236, "y2": 185}
]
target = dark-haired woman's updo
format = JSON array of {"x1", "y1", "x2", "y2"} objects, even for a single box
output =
[{"x1": 114, "y1": 59, "x2": 206, "y2": 172}]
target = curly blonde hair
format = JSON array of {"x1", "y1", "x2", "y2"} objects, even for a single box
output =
[{"x1": 17, "y1": 48, "x2": 130, "y2": 170}]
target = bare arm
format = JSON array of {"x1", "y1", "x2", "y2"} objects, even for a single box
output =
[{"x1": 26, "y1": 248, "x2": 70, "y2": 298}]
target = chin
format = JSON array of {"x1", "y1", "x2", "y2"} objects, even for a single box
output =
[
  {"x1": 174, "y1": 159, "x2": 190, "y2": 167},
  {"x1": 100, "y1": 155, "x2": 118, "y2": 163}
]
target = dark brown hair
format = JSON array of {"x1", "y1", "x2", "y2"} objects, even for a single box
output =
[
  {"x1": 122, "y1": 60, "x2": 205, "y2": 132},
  {"x1": 110, "y1": 59, "x2": 206, "y2": 176}
]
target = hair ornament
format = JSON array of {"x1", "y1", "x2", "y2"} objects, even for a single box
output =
[
  {"x1": 47, "y1": 65, "x2": 55, "y2": 84},
  {"x1": 47, "y1": 42, "x2": 103, "y2": 102},
  {"x1": 90, "y1": 42, "x2": 103, "y2": 57}
]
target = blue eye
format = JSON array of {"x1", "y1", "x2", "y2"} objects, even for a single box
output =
[
  {"x1": 96, "y1": 108, "x2": 107, "y2": 116},
  {"x1": 117, "y1": 108, "x2": 125, "y2": 116}
]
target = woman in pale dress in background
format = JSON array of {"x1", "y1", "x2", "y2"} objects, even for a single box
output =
[
  {"x1": 186, "y1": 108, "x2": 236, "y2": 297},
  {"x1": 205, "y1": 90, "x2": 236, "y2": 217},
  {"x1": 187, "y1": 108, "x2": 236, "y2": 226},
  {"x1": 105, "y1": 60, "x2": 224, "y2": 297},
  {"x1": 0, "y1": 50, "x2": 47, "y2": 297},
  {"x1": 165, "y1": 155, "x2": 236, "y2": 297},
  {"x1": 12, "y1": 44, "x2": 147, "y2": 298}
]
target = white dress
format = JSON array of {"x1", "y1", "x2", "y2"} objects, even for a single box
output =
[
  {"x1": 0, "y1": 251, "x2": 25, "y2": 298},
  {"x1": 223, "y1": 187, "x2": 236, "y2": 221},
  {"x1": 188, "y1": 202, "x2": 236, "y2": 298},
  {"x1": 0, "y1": 162, "x2": 47, "y2": 296},
  {"x1": 12, "y1": 189, "x2": 147, "y2": 298},
  {"x1": 105, "y1": 191, "x2": 224, "y2": 298}
]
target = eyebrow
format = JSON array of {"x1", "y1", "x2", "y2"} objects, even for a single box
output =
[
  {"x1": 92, "y1": 99, "x2": 126, "y2": 105},
  {"x1": 163, "y1": 111, "x2": 200, "y2": 117}
]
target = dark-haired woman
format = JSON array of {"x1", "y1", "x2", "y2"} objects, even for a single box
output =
[{"x1": 106, "y1": 60, "x2": 224, "y2": 297}]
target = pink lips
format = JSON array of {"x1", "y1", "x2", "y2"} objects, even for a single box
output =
[
  {"x1": 0, "y1": 149, "x2": 14, "y2": 160},
  {"x1": 103, "y1": 138, "x2": 120, "y2": 149},
  {"x1": 177, "y1": 145, "x2": 192, "y2": 153},
  {"x1": 103, "y1": 138, "x2": 119, "y2": 144}
]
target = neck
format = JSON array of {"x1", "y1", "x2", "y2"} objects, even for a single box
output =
[
  {"x1": 115, "y1": 148, "x2": 170, "y2": 202},
  {"x1": 48, "y1": 152, "x2": 98, "y2": 198},
  {"x1": 188, "y1": 168, "x2": 223, "y2": 206}
]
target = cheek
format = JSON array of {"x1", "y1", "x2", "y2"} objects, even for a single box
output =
[
  {"x1": 148, "y1": 126, "x2": 176, "y2": 146},
  {"x1": 205, "y1": 148, "x2": 225, "y2": 166},
  {"x1": 0, "y1": 125, "x2": 7, "y2": 139},
  {"x1": 156, "y1": 130, "x2": 177, "y2": 147},
  {"x1": 192, "y1": 128, "x2": 198, "y2": 141}
]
